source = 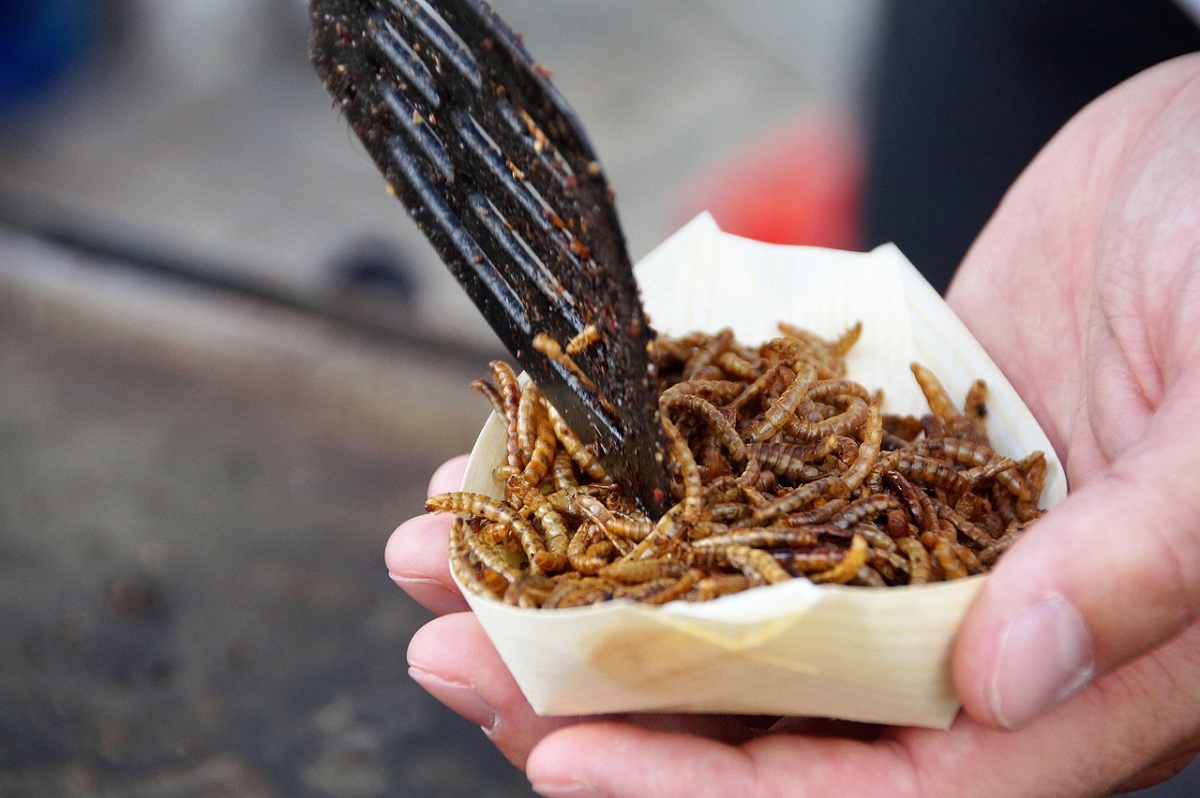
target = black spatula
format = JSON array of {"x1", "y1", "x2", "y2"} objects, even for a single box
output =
[{"x1": 310, "y1": 0, "x2": 670, "y2": 514}]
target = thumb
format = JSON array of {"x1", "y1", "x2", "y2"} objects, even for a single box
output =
[{"x1": 953, "y1": 391, "x2": 1200, "y2": 729}]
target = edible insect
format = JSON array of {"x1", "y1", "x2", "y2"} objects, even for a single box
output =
[{"x1": 428, "y1": 323, "x2": 1046, "y2": 608}]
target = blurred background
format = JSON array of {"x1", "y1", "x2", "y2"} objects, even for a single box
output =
[{"x1": 0, "y1": 1, "x2": 1196, "y2": 795}]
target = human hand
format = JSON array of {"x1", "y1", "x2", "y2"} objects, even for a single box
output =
[{"x1": 387, "y1": 54, "x2": 1200, "y2": 797}]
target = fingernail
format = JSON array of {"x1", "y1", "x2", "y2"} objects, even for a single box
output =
[
  {"x1": 532, "y1": 783, "x2": 607, "y2": 798},
  {"x1": 409, "y1": 666, "x2": 496, "y2": 732},
  {"x1": 389, "y1": 571, "x2": 440, "y2": 589},
  {"x1": 991, "y1": 593, "x2": 1094, "y2": 728}
]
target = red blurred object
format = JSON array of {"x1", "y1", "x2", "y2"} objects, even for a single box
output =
[{"x1": 677, "y1": 111, "x2": 864, "y2": 249}]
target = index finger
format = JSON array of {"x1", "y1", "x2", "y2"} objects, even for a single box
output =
[
  {"x1": 428, "y1": 454, "x2": 471, "y2": 496},
  {"x1": 385, "y1": 455, "x2": 471, "y2": 615}
]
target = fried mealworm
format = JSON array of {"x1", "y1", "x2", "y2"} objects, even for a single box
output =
[
  {"x1": 533, "y1": 332, "x2": 598, "y2": 394},
  {"x1": 514, "y1": 417, "x2": 560, "y2": 492},
  {"x1": 470, "y1": 377, "x2": 506, "y2": 419},
  {"x1": 663, "y1": 393, "x2": 747, "y2": 464},
  {"x1": 442, "y1": 322, "x2": 1045, "y2": 607},
  {"x1": 551, "y1": 451, "x2": 579, "y2": 492},
  {"x1": 683, "y1": 327, "x2": 734, "y2": 379},
  {"x1": 546, "y1": 402, "x2": 609, "y2": 483},
  {"x1": 898, "y1": 537, "x2": 932, "y2": 585},
  {"x1": 917, "y1": 437, "x2": 1025, "y2": 499},
  {"x1": 722, "y1": 544, "x2": 793, "y2": 585},
  {"x1": 449, "y1": 518, "x2": 493, "y2": 597},
  {"x1": 808, "y1": 534, "x2": 869, "y2": 584},
  {"x1": 910, "y1": 362, "x2": 966, "y2": 432},
  {"x1": 599, "y1": 558, "x2": 688, "y2": 584},
  {"x1": 742, "y1": 476, "x2": 851, "y2": 527},
  {"x1": 567, "y1": 523, "x2": 611, "y2": 574},
  {"x1": 841, "y1": 401, "x2": 883, "y2": 493},
  {"x1": 746, "y1": 434, "x2": 840, "y2": 481},
  {"x1": 508, "y1": 478, "x2": 570, "y2": 572},
  {"x1": 688, "y1": 573, "x2": 751, "y2": 601},
  {"x1": 663, "y1": 413, "x2": 705, "y2": 522},
  {"x1": 742, "y1": 361, "x2": 817, "y2": 443},
  {"x1": 503, "y1": 574, "x2": 557, "y2": 608},
  {"x1": 572, "y1": 494, "x2": 653, "y2": 542},
  {"x1": 962, "y1": 379, "x2": 991, "y2": 443},
  {"x1": 428, "y1": 491, "x2": 549, "y2": 575},
  {"x1": 726, "y1": 361, "x2": 791, "y2": 414},
  {"x1": 690, "y1": 526, "x2": 823, "y2": 550},
  {"x1": 714, "y1": 349, "x2": 763, "y2": 381},
  {"x1": 778, "y1": 498, "x2": 851, "y2": 527},
  {"x1": 565, "y1": 324, "x2": 601, "y2": 355},
  {"x1": 487, "y1": 360, "x2": 524, "y2": 470},
  {"x1": 613, "y1": 570, "x2": 703, "y2": 605},
  {"x1": 831, "y1": 494, "x2": 903, "y2": 529},
  {"x1": 936, "y1": 503, "x2": 995, "y2": 549},
  {"x1": 515, "y1": 381, "x2": 543, "y2": 469}
]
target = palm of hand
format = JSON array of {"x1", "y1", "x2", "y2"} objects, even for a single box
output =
[{"x1": 391, "y1": 55, "x2": 1200, "y2": 797}]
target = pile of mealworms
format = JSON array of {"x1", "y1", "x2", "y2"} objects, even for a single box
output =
[{"x1": 428, "y1": 322, "x2": 1046, "y2": 608}]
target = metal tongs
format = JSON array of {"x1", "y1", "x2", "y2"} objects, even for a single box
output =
[{"x1": 310, "y1": 0, "x2": 669, "y2": 514}]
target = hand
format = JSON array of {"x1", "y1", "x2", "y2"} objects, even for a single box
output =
[{"x1": 386, "y1": 54, "x2": 1200, "y2": 797}]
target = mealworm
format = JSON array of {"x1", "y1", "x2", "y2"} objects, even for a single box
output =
[
  {"x1": 742, "y1": 361, "x2": 817, "y2": 443},
  {"x1": 429, "y1": 491, "x2": 549, "y2": 575},
  {"x1": 443, "y1": 323, "x2": 1044, "y2": 606},
  {"x1": 534, "y1": 332, "x2": 598, "y2": 393},
  {"x1": 546, "y1": 402, "x2": 610, "y2": 483},
  {"x1": 663, "y1": 393, "x2": 746, "y2": 464},
  {"x1": 723, "y1": 544, "x2": 793, "y2": 585},
  {"x1": 487, "y1": 360, "x2": 523, "y2": 470},
  {"x1": 808, "y1": 534, "x2": 869, "y2": 584},
  {"x1": 565, "y1": 323, "x2": 601, "y2": 355}
]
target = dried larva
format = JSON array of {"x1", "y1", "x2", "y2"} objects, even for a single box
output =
[{"x1": 429, "y1": 322, "x2": 1045, "y2": 607}]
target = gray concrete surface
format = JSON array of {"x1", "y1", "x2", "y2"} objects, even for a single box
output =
[{"x1": 0, "y1": 230, "x2": 528, "y2": 796}]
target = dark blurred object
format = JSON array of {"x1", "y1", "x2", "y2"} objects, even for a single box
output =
[
  {"x1": 860, "y1": 0, "x2": 1200, "y2": 293},
  {"x1": 0, "y1": 0, "x2": 99, "y2": 117},
  {"x1": 327, "y1": 235, "x2": 418, "y2": 309},
  {"x1": 324, "y1": 234, "x2": 423, "y2": 331}
]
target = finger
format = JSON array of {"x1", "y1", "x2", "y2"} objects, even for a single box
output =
[
  {"x1": 385, "y1": 455, "x2": 472, "y2": 615},
  {"x1": 1114, "y1": 750, "x2": 1200, "y2": 794},
  {"x1": 528, "y1": 725, "x2": 768, "y2": 798},
  {"x1": 407, "y1": 612, "x2": 769, "y2": 771},
  {"x1": 954, "y1": 386, "x2": 1200, "y2": 729},
  {"x1": 945, "y1": 55, "x2": 1200, "y2": 730},
  {"x1": 407, "y1": 612, "x2": 577, "y2": 769},
  {"x1": 428, "y1": 454, "x2": 471, "y2": 496},
  {"x1": 386, "y1": 512, "x2": 466, "y2": 615},
  {"x1": 528, "y1": 627, "x2": 1200, "y2": 798}
]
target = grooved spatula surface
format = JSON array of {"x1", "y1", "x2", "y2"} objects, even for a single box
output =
[{"x1": 310, "y1": 0, "x2": 669, "y2": 513}]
